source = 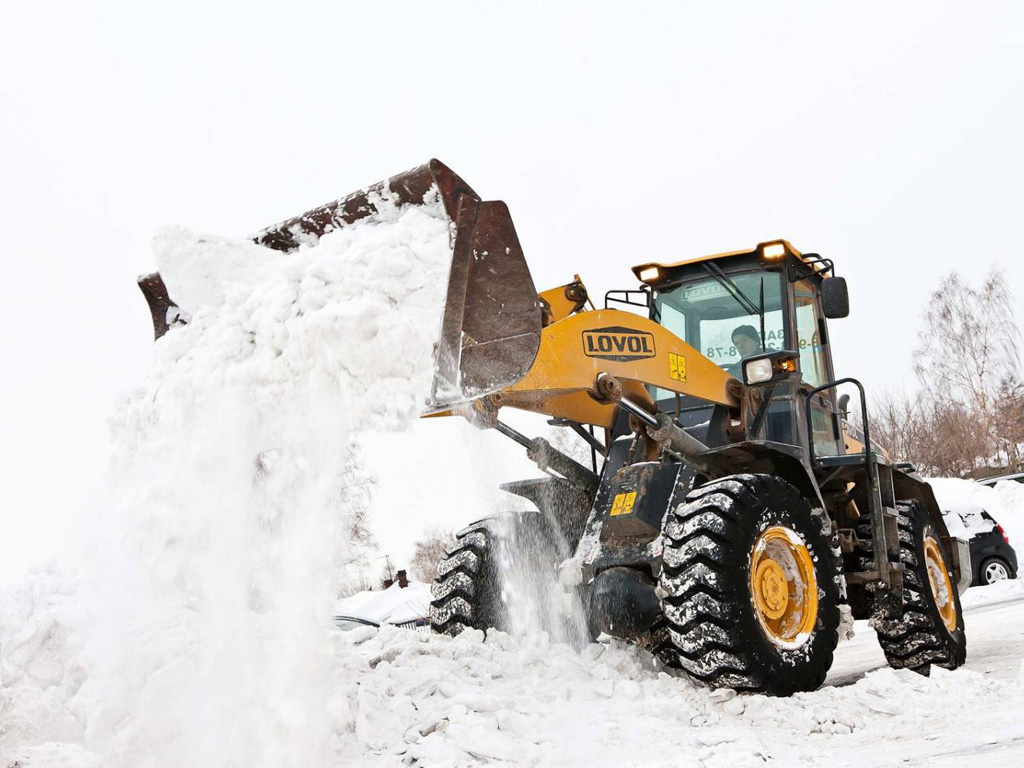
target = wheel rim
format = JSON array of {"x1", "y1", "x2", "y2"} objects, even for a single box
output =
[
  {"x1": 923, "y1": 536, "x2": 958, "y2": 632},
  {"x1": 984, "y1": 560, "x2": 1009, "y2": 584},
  {"x1": 749, "y1": 526, "x2": 819, "y2": 648}
]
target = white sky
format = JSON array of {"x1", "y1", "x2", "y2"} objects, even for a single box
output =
[{"x1": 3, "y1": 1, "x2": 1024, "y2": 581}]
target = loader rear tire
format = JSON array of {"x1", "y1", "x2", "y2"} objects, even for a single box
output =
[
  {"x1": 659, "y1": 474, "x2": 842, "y2": 696},
  {"x1": 429, "y1": 511, "x2": 586, "y2": 641},
  {"x1": 637, "y1": 616, "x2": 680, "y2": 668},
  {"x1": 856, "y1": 500, "x2": 966, "y2": 674}
]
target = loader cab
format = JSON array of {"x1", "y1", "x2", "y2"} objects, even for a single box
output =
[{"x1": 634, "y1": 240, "x2": 846, "y2": 458}]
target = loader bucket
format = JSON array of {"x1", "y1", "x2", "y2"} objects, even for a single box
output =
[
  {"x1": 138, "y1": 159, "x2": 542, "y2": 409},
  {"x1": 429, "y1": 193, "x2": 542, "y2": 410}
]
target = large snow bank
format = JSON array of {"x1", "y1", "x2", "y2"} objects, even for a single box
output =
[
  {"x1": 336, "y1": 582, "x2": 431, "y2": 625},
  {"x1": 929, "y1": 477, "x2": 1024, "y2": 544},
  {"x1": 1, "y1": 188, "x2": 456, "y2": 767}
]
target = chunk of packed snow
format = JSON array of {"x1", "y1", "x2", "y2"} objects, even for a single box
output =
[{"x1": 153, "y1": 226, "x2": 282, "y2": 312}]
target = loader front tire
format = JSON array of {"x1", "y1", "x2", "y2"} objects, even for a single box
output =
[
  {"x1": 659, "y1": 474, "x2": 842, "y2": 696},
  {"x1": 857, "y1": 500, "x2": 967, "y2": 673}
]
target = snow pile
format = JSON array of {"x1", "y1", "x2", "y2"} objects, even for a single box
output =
[
  {"x1": 1, "y1": 189, "x2": 456, "y2": 767},
  {"x1": 0, "y1": 568, "x2": 88, "y2": 763},
  {"x1": 330, "y1": 625, "x2": 1024, "y2": 767},
  {"x1": 960, "y1": 576, "x2": 1024, "y2": 610},
  {"x1": 929, "y1": 477, "x2": 1024, "y2": 544},
  {"x1": 336, "y1": 582, "x2": 431, "y2": 625}
]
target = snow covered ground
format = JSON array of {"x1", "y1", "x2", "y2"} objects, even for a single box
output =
[
  {"x1": 5, "y1": 574, "x2": 1024, "y2": 767},
  {"x1": 332, "y1": 580, "x2": 1024, "y2": 767}
]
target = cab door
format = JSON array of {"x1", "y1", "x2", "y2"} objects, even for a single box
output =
[{"x1": 793, "y1": 279, "x2": 842, "y2": 457}]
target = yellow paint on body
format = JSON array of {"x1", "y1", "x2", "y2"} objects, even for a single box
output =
[{"x1": 498, "y1": 308, "x2": 738, "y2": 428}]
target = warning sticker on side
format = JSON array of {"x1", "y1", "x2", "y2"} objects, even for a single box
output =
[
  {"x1": 669, "y1": 352, "x2": 686, "y2": 382},
  {"x1": 610, "y1": 491, "x2": 638, "y2": 516}
]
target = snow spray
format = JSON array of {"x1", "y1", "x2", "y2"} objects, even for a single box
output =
[{"x1": 78, "y1": 190, "x2": 453, "y2": 768}]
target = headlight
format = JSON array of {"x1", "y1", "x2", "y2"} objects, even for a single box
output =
[
  {"x1": 742, "y1": 351, "x2": 799, "y2": 386},
  {"x1": 639, "y1": 266, "x2": 660, "y2": 282},
  {"x1": 744, "y1": 358, "x2": 774, "y2": 384}
]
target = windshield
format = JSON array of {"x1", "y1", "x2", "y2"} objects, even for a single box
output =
[{"x1": 654, "y1": 270, "x2": 787, "y2": 379}]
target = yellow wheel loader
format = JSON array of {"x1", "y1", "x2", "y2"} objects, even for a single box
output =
[{"x1": 139, "y1": 160, "x2": 969, "y2": 696}]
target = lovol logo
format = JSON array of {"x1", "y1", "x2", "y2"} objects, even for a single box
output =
[{"x1": 582, "y1": 326, "x2": 657, "y2": 361}]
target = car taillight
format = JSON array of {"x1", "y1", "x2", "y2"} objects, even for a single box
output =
[{"x1": 997, "y1": 523, "x2": 1010, "y2": 544}]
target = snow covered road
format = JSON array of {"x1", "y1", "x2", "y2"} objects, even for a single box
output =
[
  {"x1": 829, "y1": 580, "x2": 1024, "y2": 686},
  {"x1": 820, "y1": 582, "x2": 1024, "y2": 766}
]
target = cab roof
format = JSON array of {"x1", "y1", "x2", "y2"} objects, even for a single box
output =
[{"x1": 631, "y1": 239, "x2": 826, "y2": 284}]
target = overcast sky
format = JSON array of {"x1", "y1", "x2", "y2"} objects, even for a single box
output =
[{"x1": 3, "y1": 1, "x2": 1024, "y2": 581}]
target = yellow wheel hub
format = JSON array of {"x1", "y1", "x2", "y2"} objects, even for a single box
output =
[
  {"x1": 750, "y1": 526, "x2": 819, "y2": 648},
  {"x1": 754, "y1": 559, "x2": 789, "y2": 619},
  {"x1": 924, "y1": 536, "x2": 958, "y2": 633}
]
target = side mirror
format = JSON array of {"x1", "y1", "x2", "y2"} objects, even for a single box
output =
[
  {"x1": 821, "y1": 277, "x2": 849, "y2": 319},
  {"x1": 837, "y1": 393, "x2": 850, "y2": 416}
]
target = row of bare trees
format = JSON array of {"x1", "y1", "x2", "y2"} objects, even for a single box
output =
[{"x1": 868, "y1": 269, "x2": 1024, "y2": 477}]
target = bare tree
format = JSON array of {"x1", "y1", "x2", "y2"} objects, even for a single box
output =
[
  {"x1": 993, "y1": 376, "x2": 1024, "y2": 473},
  {"x1": 868, "y1": 391, "x2": 986, "y2": 477},
  {"x1": 871, "y1": 267, "x2": 1022, "y2": 478},
  {"x1": 866, "y1": 390, "x2": 926, "y2": 467},
  {"x1": 339, "y1": 443, "x2": 377, "y2": 554},
  {"x1": 335, "y1": 442, "x2": 380, "y2": 596},
  {"x1": 409, "y1": 527, "x2": 451, "y2": 583},
  {"x1": 914, "y1": 269, "x2": 1020, "y2": 411}
]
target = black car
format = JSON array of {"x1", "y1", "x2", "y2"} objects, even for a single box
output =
[{"x1": 943, "y1": 507, "x2": 1018, "y2": 586}]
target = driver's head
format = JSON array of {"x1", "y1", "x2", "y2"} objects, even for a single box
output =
[{"x1": 732, "y1": 325, "x2": 762, "y2": 358}]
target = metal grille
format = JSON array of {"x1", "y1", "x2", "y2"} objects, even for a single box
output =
[{"x1": 393, "y1": 619, "x2": 430, "y2": 632}]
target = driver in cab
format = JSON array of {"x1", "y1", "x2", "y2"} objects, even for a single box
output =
[{"x1": 732, "y1": 325, "x2": 763, "y2": 360}]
